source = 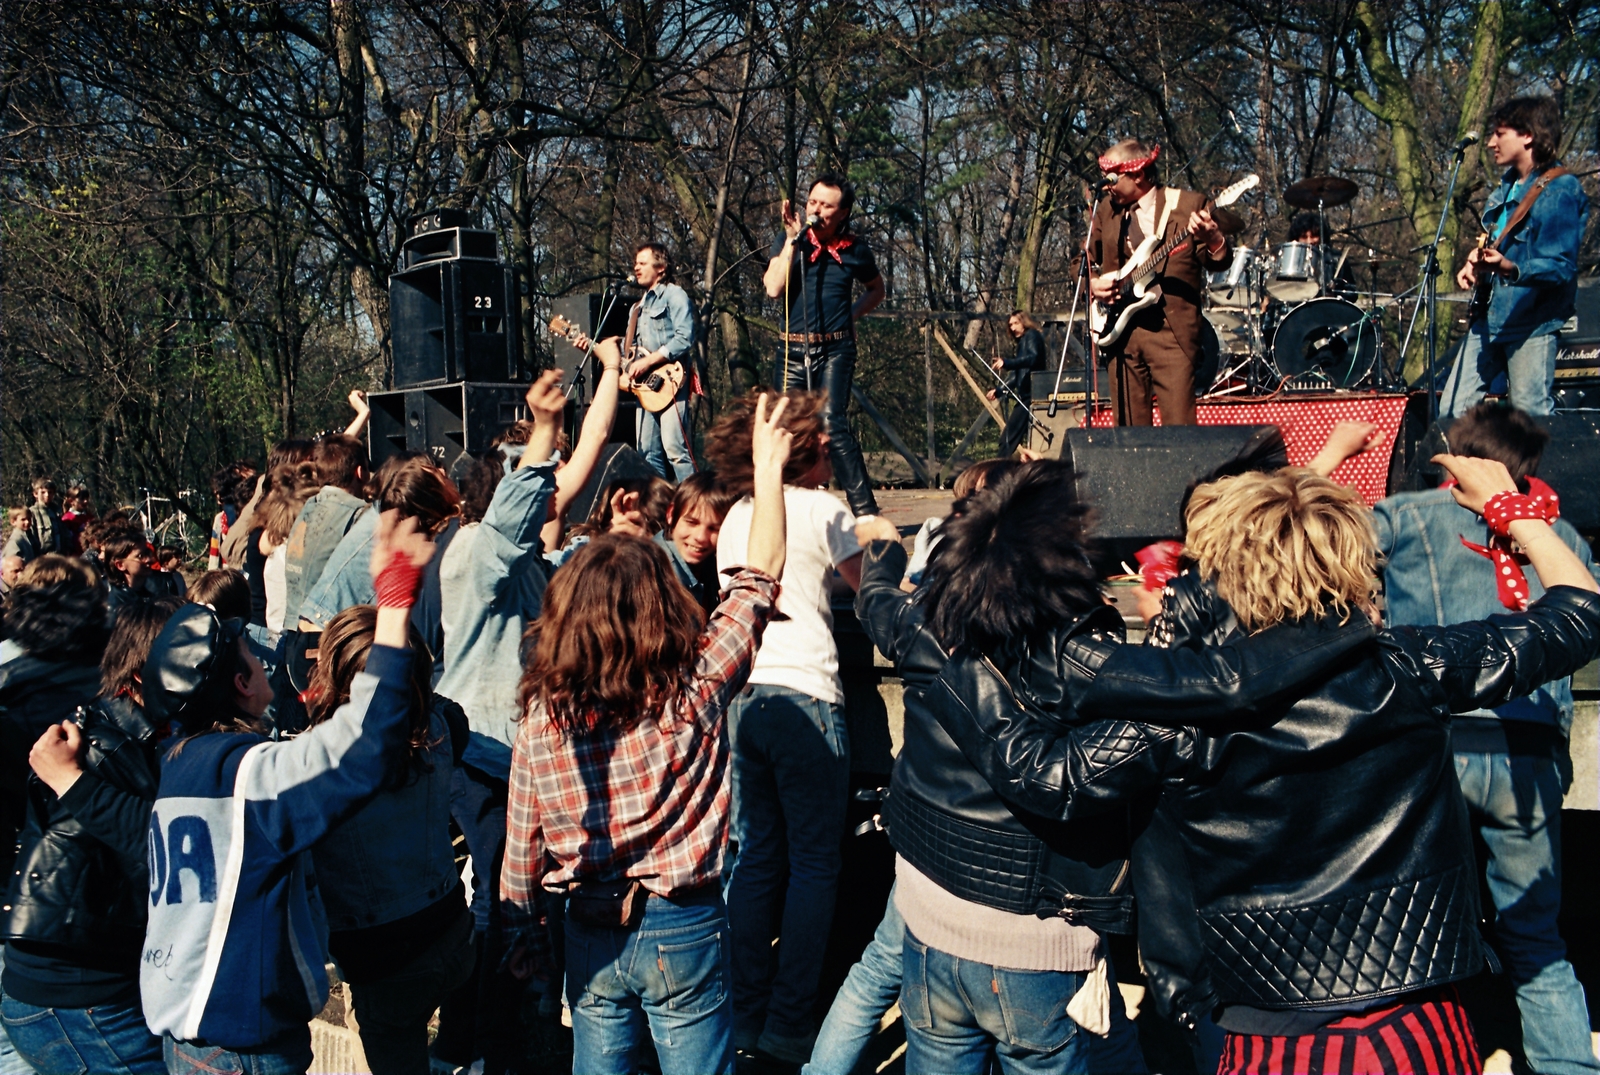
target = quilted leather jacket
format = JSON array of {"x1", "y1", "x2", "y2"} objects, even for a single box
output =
[
  {"x1": 3, "y1": 695, "x2": 161, "y2": 950},
  {"x1": 932, "y1": 570, "x2": 1600, "y2": 1030},
  {"x1": 854, "y1": 542, "x2": 1379, "y2": 934}
]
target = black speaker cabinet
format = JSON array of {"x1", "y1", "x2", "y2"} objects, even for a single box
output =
[
  {"x1": 547, "y1": 292, "x2": 634, "y2": 378},
  {"x1": 367, "y1": 383, "x2": 529, "y2": 477},
  {"x1": 390, "y1": 260, "x2": 524, "y2": 388},
  {"x1": 1064, "y1": 425, "x2": 1288, "y2": 573}
]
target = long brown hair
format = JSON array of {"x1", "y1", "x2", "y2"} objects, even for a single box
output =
[
  {"x1": 703, "y1": 389, "x2": 827, "y2": 498},
  {"x1": 305, "y1": 605, "x2": 436, "y2": 762},
  {"x1": 518, "y1": 534, "x2": 706, "y2": 738},
  {"x1": 259, "y1": 461, "x2": 320, "y2": 547}
]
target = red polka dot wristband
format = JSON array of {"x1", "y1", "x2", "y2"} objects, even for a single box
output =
[{"x1": 1459, "y1": 478, "x2": 1560, "y2": 611}]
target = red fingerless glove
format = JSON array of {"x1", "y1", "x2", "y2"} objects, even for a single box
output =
[
  {"x1": 1135, "y1": 541, "x2": 1184, "y2": 593},
  {"x1": 373, "y1": 549, "x2": 424, "y2": 609}
]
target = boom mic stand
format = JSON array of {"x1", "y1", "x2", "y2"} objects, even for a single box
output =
[
  {"x1": 1398, "y1": 139, "x2": 1471, "y2": 424},
  {"x1": 966, "y1": 345, "x2": 1055, "y2": 448},
  {"x1": 1049, "y1": 184, "x2": 1106, "y2": 419}
]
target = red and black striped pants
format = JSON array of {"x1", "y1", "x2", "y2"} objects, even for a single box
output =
[{"x1": 1218, "y1": 989, "x2": 1480, "y2": 1075}]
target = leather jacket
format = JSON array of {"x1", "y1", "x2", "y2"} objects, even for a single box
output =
[
  {"x1": 855, "y1": 540, "x2": 1136, "y2": 930},
  {"x1": 933, "y1": 571, "x2": 1600, "y2": 1029},
  {"x1": 3, "y1": 694, "x2": 161, "y2": 950}
]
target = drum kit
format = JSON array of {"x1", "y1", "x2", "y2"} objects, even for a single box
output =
[{"x1": 1198, "y1": 174, "x2": 1404, "y2": 396}]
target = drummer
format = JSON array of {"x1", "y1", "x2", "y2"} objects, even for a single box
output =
[{"x1": 1288, "y1": 211, "x2": 1353, "y2": 295}]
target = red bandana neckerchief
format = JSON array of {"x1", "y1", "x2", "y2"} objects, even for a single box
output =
[
  {"x1": 1450, "y1": 476, "x2": 1561, "y2": 610},
  {"x1": 1097, "y1": 144, "x2": 1161, "y2": 175},
  {"x1": 805, "y1": 227, "x2": 855, "y2": 264}
]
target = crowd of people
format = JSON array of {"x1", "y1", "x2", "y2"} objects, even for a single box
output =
[{"x1": 3, "y1": 291, "x2": 1600, "y2": 1074}]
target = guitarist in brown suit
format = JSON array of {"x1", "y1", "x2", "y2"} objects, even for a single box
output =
[{"x1": 1089, "y1": 140, "x2": 1231, "y2": 426}]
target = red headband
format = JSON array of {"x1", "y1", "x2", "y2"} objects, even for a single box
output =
[{"x1": 1098, "y1": 145, "x2": 1160, "y2": 175}]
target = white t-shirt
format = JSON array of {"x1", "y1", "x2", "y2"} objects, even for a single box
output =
[
  {"x1": 717, "y1": 487, "x2": 861, "y2": 706},
  {"x1": 263, "y1": 543, "x2": 288, "y2": 633}
]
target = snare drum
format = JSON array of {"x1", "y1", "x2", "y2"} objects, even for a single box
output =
[{"x1": 1267, "y1": 242, "x2": 1321, "y2": 303}]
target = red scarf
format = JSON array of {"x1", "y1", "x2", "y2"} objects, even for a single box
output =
[
  {"x1": 1453, "y1": 476, "x2": 1561, "y2": 610},
  {"x1": 806, "y1": 227, "x2": 855, "y2": 264}
]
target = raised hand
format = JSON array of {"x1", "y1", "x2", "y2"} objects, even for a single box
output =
[
  {"x1": 751, "y1": 393, "x2": 793, "y2": 478},
  {"x1": 1431, "y1": 453, "x2": 1517, "y2": 515},
  {"x1": 781, "y1": 197, "x2": 804, "y2": 239},
  {"x1": 525, "y1": 370, "x2": 566, "y2": 427}
]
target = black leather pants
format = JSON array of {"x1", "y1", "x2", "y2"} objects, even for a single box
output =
[{"x1": 775, "y1": 344, "x2": 880, "y2": 516}]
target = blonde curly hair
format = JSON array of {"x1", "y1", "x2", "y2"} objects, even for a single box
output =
[{"x1": 1183, "y1": 468, "x2": 1377, "y2": 631}]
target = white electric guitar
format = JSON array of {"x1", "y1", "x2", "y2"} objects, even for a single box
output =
[{"x1": 1089, "y1": 174, "x2": 1260, "y2": 348}]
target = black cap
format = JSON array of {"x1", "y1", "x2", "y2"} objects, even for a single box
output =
[{"x1": 142, "y1": 604, "x2": 248, "y2": 724}]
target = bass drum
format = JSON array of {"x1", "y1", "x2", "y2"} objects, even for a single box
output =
[{"x1": 1272, "y1": 298, "x2": 1378, "y2": 388}]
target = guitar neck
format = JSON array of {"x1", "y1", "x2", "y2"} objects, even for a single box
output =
[{"x1": 1129, "y1": 226, "x2": 1198, "y2": 284}]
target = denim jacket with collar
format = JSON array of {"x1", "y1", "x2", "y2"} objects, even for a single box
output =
[
  {"x1": 282, "y1": 487, "x2": 370, "y2": 625},
  {"x1": 1374, "y1": 487, "x2": 1600, "y2": 733},
  {"x1": 634, "y1": 282, "x2": 695, "y2": 361},
  {"x1": 1477, "y1": 166, "x2": 1587, "y2": 343},
  {"x1": 311, "y1": 696, "x2": 463, "y2": 932}
]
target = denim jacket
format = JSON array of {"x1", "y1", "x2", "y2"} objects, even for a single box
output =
[
  {"x1": 634, "y1": 282, "x2": 695, "y2": 362},
  {"x1": 435, "y1": 458, "x2": 556, "y2": 778},
  {"x1": 297, "y1": 506, "x2": 378, "y2": 629},
  {"x1": 1374, "y1": 487, "x2": 1600, "y2": 733},
  {"x1": 283, "y1": 487, "x2": 370, "y2": 625},
  {"x1": 311, "y1": 697, "x2": 461, "y2": 931},
  {"x1": 1477, "y1": 166, "x2": 1587, "y2": 343}
]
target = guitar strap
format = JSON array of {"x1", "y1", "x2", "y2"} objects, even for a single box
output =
[
  {"x1": 1490, "y1": 166, "x2": 1568, "y2": 252},
  {"x1": 1152, "y1": 188, "x2": 1179, "y2": 273},
  {"x1": 622, "y1": 299, "x2": 641, "y2": 362}
]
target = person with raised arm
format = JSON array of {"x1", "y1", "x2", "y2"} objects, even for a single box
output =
[{"x1": 500, "y1": 394, "x2": 793, "y2": 1075}]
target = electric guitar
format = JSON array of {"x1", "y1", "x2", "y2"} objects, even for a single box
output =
[
  {"x1": 1089, "y1": 174, "x2": 1261, "y2": 348},
  {"x1": 547, "y1": 315, "x2": 686, "y2": 413},
  {"x1": 1465, "y1": 233, "x2": 1494, "y2": 325}
]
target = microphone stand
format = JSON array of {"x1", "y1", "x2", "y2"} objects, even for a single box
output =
[
  {"x1": 1049, "y1": 184, "x2": 1107, "y2": 419},
  {"x1": 564, "y1": 282, "x2": 627, "y2": 403},
  {"x1": 968, "y1": 345, "x2": 1054, "y2": 448},
  {"x1": 1398, "y1": 139, "x2": 1470, "y2": 424}
]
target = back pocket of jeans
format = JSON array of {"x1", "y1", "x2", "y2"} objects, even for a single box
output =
[
  {"x1": 899, "y1": 933, "x2": 932, "y2": 1031},
  {"x1": 0, "y1": 1003, "x2": 88, "y2": 1075},
  {"x1": 656, "y1": 930, "x2": 728, "y2": 1015}
]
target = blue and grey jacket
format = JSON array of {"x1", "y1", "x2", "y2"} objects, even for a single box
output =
[
  {"x1": 139, "y1": 645, "x2": 412, "y2": 1050},
  {"x1": 1476, "y1": 165, "x2": 1587, "y2": 342}
]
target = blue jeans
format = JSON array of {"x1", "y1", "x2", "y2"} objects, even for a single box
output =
[
  {"x1": 727, "y1": 684, "x2": 851, "y2": 1048},
  {"x1": 637, "y1": 393, "x2": 697, "y2": 482},
  {"x1": 805, "y1": 889, "x2": 1147, "y2": 1075},
  {"x1": 0, "y1": 949, "x2": 35, "y2": 1075},
  {"x1": 163, "y1": 1035, "x2": 312, "y2": 1075},
  {"x1": 901, "y1": 930, "x2": 1089, "y2": 1074},
  {"x1": 1455, "y1": 748, "x2": 1599, "y2": 1074},
  {"x1": 0, "y1": 994, "x2": 162, "y2": 1075},
  {"x1": 1439, "y1": 327, "x2": 1558, "y2": 419},
  {"x1": 565, "y1": 891, "x2": 733, "y2": 1075}
]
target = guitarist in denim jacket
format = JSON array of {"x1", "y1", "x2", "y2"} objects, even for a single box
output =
[
  {"x1": 1090, "y1": 140, "x2": 1231, "y2": 426},
  {"x1": 1441, "y1": 96, "x2": 1589, "y2": 420}
]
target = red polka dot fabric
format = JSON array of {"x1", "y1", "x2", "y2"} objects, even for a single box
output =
[{"x1": 1088, "y1": 393, "x2": 1409, "y2": 506}]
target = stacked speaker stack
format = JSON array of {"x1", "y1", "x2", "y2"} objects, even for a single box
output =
[{"x1": 367, "y1": 209, "x2": 530, "y2": 476}]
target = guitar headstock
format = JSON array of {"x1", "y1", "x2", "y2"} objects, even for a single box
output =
[
  {"x1": 1214, "y1": 174, "x2": 1261, "y2": 208},
  {"x1": 548, "y1": 314, "x2": 581, "y2": 340}
]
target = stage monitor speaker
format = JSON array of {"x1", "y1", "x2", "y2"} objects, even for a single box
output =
[
  {"x1": 390, "y1": 260, "x2": 524, "y2": 387},
  {"x1": 1064, "y1": 425, "x2": 1288, "y2": 573},
  {"x1": 367, "y1": 382, "x2": 529, "y2": 478}
]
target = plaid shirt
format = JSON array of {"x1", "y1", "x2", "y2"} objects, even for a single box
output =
[{"x1": 501, "y1": 568, "x2": 779, "y2": 940}]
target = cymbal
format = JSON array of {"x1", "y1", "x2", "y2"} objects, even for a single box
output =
[
  {"x1": 1212, "y1": 206, "x2": 1246, "y2": 236},
  {"x1": 1284, "y1": 175, "x2": 1359, "y2": 209}
]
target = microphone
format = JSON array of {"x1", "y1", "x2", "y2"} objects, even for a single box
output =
[
  {"x1": 625, "y1": 274, "x2": 638, "y2": 285},
  {"x1": 1452, "y1": 131, "x2": 1480, "y2": 154},
  {"x1": 803, "y1": 214, "x2": 820, "y2": 229},
  {"x1": 1307, "y1": 323, "x2": 1360, "y2": 355}
]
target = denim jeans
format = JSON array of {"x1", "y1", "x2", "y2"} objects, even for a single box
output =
[
  {"x1": 0, "y1": 994, "x2": 163, "y2": 1075},
  {"x1": 804, "y1": 888, "x2": 1147, "y2": 1075},
  {"x1": 727, "y1": 684, "x2": 851, "y2": 1050},
  {"x1": 431, "y1": 764, "x2": 523, "y2": 1073},
  {"x1": 1438, "y1": 328, "x2": 1558, "y2": 419},
  {"x1": 1455, "y1": 748, "x2": 1600, "y2": 1074},
  {"x1": 348, "y1": 908, "x2": 477, "y2": 1075},
  {"x1": 565, "y1": 890, "x2": 733, "y2": 1075},
  {"x1": 163, "y1": 1034, "x2": 312, "y2": 1075},
  {"x1": 637, "y1": 393, "x2": 697, "y2": 482},
  {"x1": 901, "y1": 930, "x2": 1089, "y2": 1074},
  {"x1": 0, "y1": 949, "x2": 35, "y2": 1075}
]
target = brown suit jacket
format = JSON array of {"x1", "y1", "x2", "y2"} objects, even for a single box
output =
[{"x1": 1090, "y1": 188, "x2": 1231, "y2": 360}]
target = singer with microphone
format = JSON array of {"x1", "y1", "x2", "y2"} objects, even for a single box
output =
[
  {"x1": 763, "y1": 172, "x2": 886, "y2": 517},
  {"x1": 1089, "y1": 139, "x2": 1231, "y2": 427},
  {"x1": 1440, "y1": 96, "x2": 1588, "y2": 420}
]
